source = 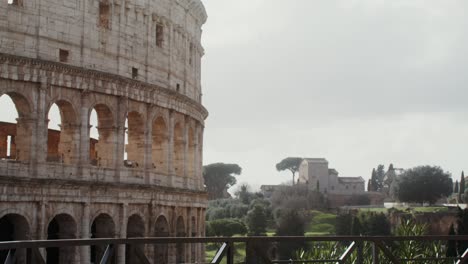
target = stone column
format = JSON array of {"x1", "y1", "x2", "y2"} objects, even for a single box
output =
[
  {"x1": 59, "y1": 123, "x2": 81, "y2": 165},
  {"x1": 194, "y1": 125, "x2": 200, "y2": 188},
  {"x1": 15, "y1": 117, "x2": 37, "y2": 162},
  {"x1": 144, "y1": 104, "x2": 152, "y2": 185},
  {"x1": 34, "y1": 83, "x2": 48, "y2": 165},
  {"x1": 201, "y1": 208, "x2": 206, "y2": 260},
  {"x1": 37, "y1": 201, "x2": 47, "y2": 259},
  {"x1": 117, "y1": 203, "x2": 128, "y2": 264},
  {"x1": 168, "y1": 111, "x2": 174, "y2": 178},
  {"x1": 37, "y1": 201, "x2": 47, "y2": 240},
  {"x1": 198, "y1": 126, "x2": 204, "y2": 189},
  {"x1": 78, "y1": 93, "x2": 90, "y2": 180},
  {"x1": 114, "y1": 97, "x2": 127, "y2": 181},
  {"x1": 80, "y1": 203, "x2": 90, "y2": 263},
  {"x1": 183, "y1": 118, "x2": 188, "y2": 180}
]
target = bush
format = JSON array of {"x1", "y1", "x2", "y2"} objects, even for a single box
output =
[
  {"x1": 206, "y1": 198, "x2": 249, "y2": 220},
  {"x1": 206, "y1": 219, "x2": 247, "y2": 237}
]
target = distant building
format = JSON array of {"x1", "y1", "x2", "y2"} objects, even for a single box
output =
[{"x1": 298, "y1": 158, "x2": 365, "y2": 195}]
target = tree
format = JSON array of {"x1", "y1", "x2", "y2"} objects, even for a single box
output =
[
  {"x1": 375, "y1": 164, "x2": 385, "y2": 191},
  {"x1": 460, "y1": 172, "x2": 465, "y2": 202},
  {"x1": 276, "y1": 157, "x2": 303, "y2": 185},
  {"x1": 276, "y1": 209, "x2": 305, "y2": 259},
  {"x1": 395, "y1": 166, "x2": 453, "y2": 204},
  {"x1": 368, "y1": 168, "x2": 377, "y2": 191},
  {"x1": 455, "y1": 180, "x2": 459, "y2": 194},
  {"x1": 246, "y1": 204, "x2": 267, "y2": 236},
  {"x1": 203, "y1": 163, "x2": 241, "y2": 200},
  {"x1": 235, "y1": 184, "x2": 253, "y2": 205}
]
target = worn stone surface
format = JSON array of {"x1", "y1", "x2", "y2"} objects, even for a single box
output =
[{"x1": 0, "y1": 0, "x2": 208, "y2": 263}]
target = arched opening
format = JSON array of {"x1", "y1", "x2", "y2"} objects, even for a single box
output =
[
  {"x1": 46, "y1": 101, "x2": 78, "y2": 164},
  {"x1": 154, "y1": 215, "x2": 169, "y2": 264},
  {"x1": 0, "y1": 94, "x2": 32, "y2": 162},
  {"x1": 0, "y1": 214, "x2": 30, "y2": 264},
  {"x1": 173, "y1": 123, "x2": 184, "y2": 176},
  {"x1": 187, "y1": 127, "x2": 196, "y2": 178},
  {"x1": 90, "y1": 214, "x2": 116, "y2": 264},
  {"x1": 89, "y1": 105, "x2": 115, "y2": 167},
  {"x1": 126, "y1": 214, "x2": 145, "y2": 263},
  {"x1": 176, "y1": 216, "x2": 186, "y2": 263},
  {"x1": 124, "y1": 112, "x2": 145, "y2": 168},
  {"x1": 190, "y1": 216, "x2": 197, "y2": 262},
  {"x1": 152, "y1": 117, "x2": 168, "y2": 174},
  {"x1": 46, "y1": 214, "x2": 77, "y2": 264}
]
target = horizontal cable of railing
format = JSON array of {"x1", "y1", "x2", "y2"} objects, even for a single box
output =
[{"x1": 1, "y1": 235, "x2": 468, "y2": 250}]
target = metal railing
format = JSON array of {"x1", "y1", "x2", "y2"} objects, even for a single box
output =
[{"x1": 1, "y1": 235, "x2": 468, "y2": 264}]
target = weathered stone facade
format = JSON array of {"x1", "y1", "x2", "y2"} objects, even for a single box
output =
[{"x1": 0, "y1": 0, "x2": 208, "y2": 263}]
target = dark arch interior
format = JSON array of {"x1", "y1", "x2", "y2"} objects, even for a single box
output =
[
  {"x1": 46, "y1": 214, "x2": 77, "y2": 264},
  {"x1": 191, "y1": 216, "x2": 197, "y2": 262},
  {"x1": 176, "y1": 216, "x2": 185, "y2": 263},
  {"x1": 91, "y1": 214, "x2": 116, "y2": 264},
  {"x1": 126, "y1": 214, "x2": 146, "y2": 263},
  {"x1": 154, "y1": 216, "x2": 169, "y2": 264},
  {"x1": 0, "y1": 214, "x2": 29, "y2": 264}
]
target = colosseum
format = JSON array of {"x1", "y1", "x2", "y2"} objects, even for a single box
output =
[{"x1": 0, "y1": 0, "x2": 208, "y2": 263}]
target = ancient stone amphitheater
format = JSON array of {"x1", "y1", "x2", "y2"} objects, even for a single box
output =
[{"x1": 0, "y1": 0, "x2": 208, "y2": 263}]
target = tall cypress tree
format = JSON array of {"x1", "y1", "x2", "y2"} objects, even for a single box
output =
[
  {"x1": 370, "y1": 168, "x2": 377, "y2": 192},
  {"x1": 460, "y1": 172, "x2": 465, "y2": 202},
  {"x1": 455, "y1": 180, "x2": 459, "y2": 194}
]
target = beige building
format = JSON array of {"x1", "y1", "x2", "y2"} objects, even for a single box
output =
[
  {"x1": 0, "y1": 0, "x2": 208, "y2": 263},
  {"x1": 298, "y1": 158, "x2": 365, "y2": 195}
]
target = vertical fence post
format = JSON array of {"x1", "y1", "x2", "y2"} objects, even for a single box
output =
[
  {"x1": 372, "y1": 241, "x2": 379, "y2": 264},
  {"x1": 26, "y1": 248, "x2": 32, "y2": 264},
  {"x1": 226, "y1": 241, "x2": 234, "y2": 264},
  {"x1": 356, "y1": 241, "x2": 363, "y2": 264}
]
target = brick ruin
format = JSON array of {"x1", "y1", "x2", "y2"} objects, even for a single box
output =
[{"x1": 0, "y1": 0, "x2": 208, "y2": 263}]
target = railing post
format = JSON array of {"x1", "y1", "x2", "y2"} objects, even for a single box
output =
[
  {"x1": 372, "y1": 241, "x2": 379, "y2": 264},
  {"x1": 356, "y1": 241, "x2": 363, "y2": 264},
  {"x1": 26, "y1": 248, "x2": 32, "y2": 264},
  {"x1": 226, "y1": 241, "x2": 234, "y2": 264}
]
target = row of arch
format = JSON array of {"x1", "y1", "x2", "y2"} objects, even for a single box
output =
[
  {"x1": 0, "y1": 212, "x2": 199, "y2": 264},
  {"x1": 0, "y1": 91, "x2": 203, "y2": 178}
]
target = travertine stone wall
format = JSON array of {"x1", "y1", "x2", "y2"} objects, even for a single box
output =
[
  {"x1": 0, "y1": 0, "x2": 206, "y2": 103},
  {"x1": 0, "y1": 0, "x2": 208, "y2": 263}
]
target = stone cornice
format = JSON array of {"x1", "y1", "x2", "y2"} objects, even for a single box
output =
[
  {"x1": 0, "y1": 175, "x2": 208, "y2": 197},
  {"x1": 0, "y1": 53, "x2": 209, "y2": 122}
]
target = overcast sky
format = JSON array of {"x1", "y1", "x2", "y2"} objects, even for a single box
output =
[
  {"x1": 0, "y1": 0, "x2": 466, "y2": 192},
  {"x1": 201, "y1": 0, "x2": 468, "y2": 191}
]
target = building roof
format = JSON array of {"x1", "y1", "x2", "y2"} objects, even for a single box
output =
[
  {"x1": 302, "y1": 158, "x2": 328, "y2": 164},
  {"x1": 338, "y1": 177, "x2": 365, "y2": 183},
  {"x1": 328, "y1": 168, "x2": 339, "y2": 175}
]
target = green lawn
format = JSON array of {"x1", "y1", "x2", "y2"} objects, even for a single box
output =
[{"x1": 306, "y1": 211, "x2": 337, "y2": 235}]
